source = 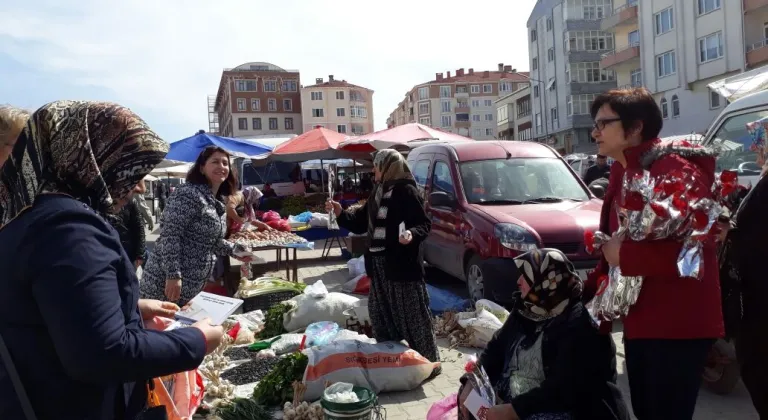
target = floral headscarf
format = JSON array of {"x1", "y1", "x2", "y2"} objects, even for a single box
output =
[
  {"x1": 242, "y1": 186, "x2": 263, "y2": 221},
  {"x1": 513, "y1": 248, "x2": 584, "y2": 321},
  {"x1": 367, "y1": 149, "x2": 415, "y2": 237},
  {"x1": 0, "y1": 101, "x2": 168, "y2": 225}
]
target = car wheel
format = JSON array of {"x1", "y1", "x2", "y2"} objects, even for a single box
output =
[{"x1": 465, "y1": 255, "x2": 487, "y2": 302}]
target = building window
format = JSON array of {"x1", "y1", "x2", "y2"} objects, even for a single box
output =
[
  {"x1": 268, "y1": 98, "x2": 277, "y2": 111},
  {"x1": 263, "y1": 80, "x2": 277, "y2": 92},
  {"x1": 531, "y1": 29, "x2": 537, "y2": 41},
  {"x1": 441, "y1": 115, "x2": 452, "y2": 127},
  {"x1": 269, "y1": 118, "x2": 278, "y2": 130},
  {"x1": 470, "y1": 85, "x2": 481, "y2": 94},
  {"x1": 546, "y1": 17, "x2": 553, "y2": 31},
  {"x1": 440, "y1": 86, "x2": 451, "y2": 97},
  {"x1": 350, "y1": 106, "x2": 368, "y2": 118},
  {"x1": 350, "y1": 90, "x2": 364, "y2": 102},
  {"x1": 335, "y1": 91, "x2": 345, "y2": 100},
  {"x1": 283, "y1": 99, "x2": 293, "y2": 111},
  {"x1": 654, "y1": 8, "x2": 674, "y2": 35},
  {"x1": 562, "y1": 0, "x2": 612, "y2": 20},
  {"x1": 238, "y1": 118, "x2": 248, "y2": 130},
  {"x1": 566, "y1": 94, "x2": 597, "y2": 116},
  {"x1": 698, "y1": 0, "x2": 721, "y2": 15},
  {"x1": 699, "y1": 32, "x2": 724, "y2": 63},
  {"x1": 251, "y1": 98, "x2": 260, "y2": 111},
  {"x1": 519, "y1": 128, "x2": 532, "y2": 141},
  {"x1": 671, "y1": 95, "x2": 680, "y2": 117},
  {"x1": 471, "y1": 99, "x2": 480, "y2": 107},
  {"x1": 418, "y1": 102, "x2": 429, "y2": 115},
  {"x1": 311, "y1": 91, "x2": 323, "y2": 100},
  {"x1": 497, "y1": 106, "x2": 508, "y2": 123},
  {"x1": 532, "y1": 58, "x2": 538, "y2": 70},
  {"x1": 567, "y1": 62, "x2": 614, "y2": 83},
  {"x1": 710, "y1": 90, "x2": 721, "y2": 109},
  {"x1": 548, "y1": 48, "x2": 555, "y2": 62},
  {"x1": 472, "y1": 114, "x2": 481, "y2": 122},
  {"x1": 418, "y1": 87, "x2": 429, "y2": 100},
  {"x1": 656, "y1": 51, "x2": 677, "y2": 78},
  {"x1": 485, "y1": 128, "x2": 494, "y2": 136},
  {"x1": 483, "y1": 99, "x2": 492, "y2": 107},
  {"x1": 565, "y1": 30, "x2": 614, "y2": 52},
  {"x1": 281, "y1": 80, "x2": 298, "y2": 92},
  {"x1": 473, "y1": 128, "x2": 482, "y2": 138},
  {"x1": 547, "y1": 78, "x2": 556, "y2": 91},
  {"x1": 517, "y1": 99, "x2": 531, "y2": 117},
  {"x1": 336, "y1": 108, "x2": 345, "y2": 117},
  {"x1": 441, "y1": 100, "x2": 451, "y2": 113},
  {"x1": 235, "y1": 80, "x2": 258, "y2": 92},
  {"x1": 419, "y1": 117, "x2": 431, "y2": 125},
  {"x1": 550, "y1": 107, "x2": 558, "y2": 123},
  {"x1": 484, "y1": 113, "x2": 493, "y2": 121},
  {"x1": 499, "y1": 81, "x2": 514, "y2": 93},
  {"x1": 285, "y1": 117, "x2": 294, "y2": 130},
  {"x1": 312, "y1": 108, "x2": 324, "y2": 118},
  {"x1": 660, "y1": 97, "x2": 669, "y2": 119},
  {"x1": 337, "y1": 124, "x2": 347, "y2": 134},
  {"x1": 535, "y1": 113, "x2": 542, "y2": 128},
  {"x1": 351, "y1": 124, "x2": 365, "y2": 135},
  {"x1": 252, "y1": 118, "x2": 262, "y2": 130},
  {"x1": 533, "y1": 86, "x2": 540, "y2": 97},
  {"x1": 630, "y1": 69, "x2": 642, "y2": 87},
  {"x1": 236, "y1": 98, "x2": 246, "y2": 111},
  {"x1": 483, "y1": 84, "x2": 493, "y2": 93}
]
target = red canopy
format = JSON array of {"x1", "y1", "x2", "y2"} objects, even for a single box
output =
[
  {"x1": 338, "y1": 123, "x2": 473, "y2": 152},
  {"x1": 269, "y1": 127, "x2": 360, "y2": 161}
]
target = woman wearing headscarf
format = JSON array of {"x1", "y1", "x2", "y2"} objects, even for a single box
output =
[
  {"x1": 0, "y1": 101, "x2": 223, "y2": 420},
  {"x1": 456, "y1": 249, "x2": 629, "y2": 420},
  {"x1": 326, "y1": 149, "x2": 440, "y2": 366}
]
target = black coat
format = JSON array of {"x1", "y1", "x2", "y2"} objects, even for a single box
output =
[
  {"x1": 583, "y1": 164, "x2": 610, "y2": 186},
  {"x1": 106, "y1": 199, "x2": 147, "y2": 263},
  {"x1": 337, "y1": 179, "x2": 431, "y2": 282},
  {"x1": 466, "y1": 301, "x2": 629, "y2": 420}
]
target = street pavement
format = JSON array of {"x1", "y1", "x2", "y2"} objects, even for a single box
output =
[{"x1": 146, "y1": 231, "x2": 759, "y2": 419}]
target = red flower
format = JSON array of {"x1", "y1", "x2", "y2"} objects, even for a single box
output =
[
  {"x1": 584, "y1": 231, "x2": 595, "y2": 253},
  {"x1": 720, "y1": 170, "x2": 738, "y2": 185},
  {"x1": 692, "y1": 209, "x2": 710, "y2": 231},
  {"x1": 595, "y1": 275, "x2": 609, "y2": 296},
  {"x1": 661, "y1": 178, "x2": 686, "y2": 196},
  {"x1": 650, "y1": 202, "x2": 668, "y2": 217},
  {"x1": 464, "y1": 360, "x2": 477, "y2": 373},
  {"x1": 679, "y1": 140, "x2": 693, "y2": 147},
  {"x1": 623, "y1": 191, "x2": 645, "y2": 211},
  {"x1": 672, "y1": 193, "x2": 689, "y2": 215}
]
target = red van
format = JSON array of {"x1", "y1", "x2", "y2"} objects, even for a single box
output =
[{"x1": 406, "y1": 141, "x2": 601, "y2": 301}]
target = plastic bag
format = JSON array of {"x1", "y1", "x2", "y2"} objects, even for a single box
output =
[
  {"x1": 228, "y1": 310, "x2": 265, "y2": 332},
  {"x1": 475, "y1": 299, "x2": 509, "y2": 323},
  {"x1": 426, "y1": 284, "x2": 472, "y2": 314},
  {"x1": 347, "y1": 256, "x2": 366, "y2": 278},
  {"x1": 283, "y1": 292, "x2": 360, "y2": 331},
  {"x1": 305, "y1": 321, "x2": 340, "y2": 347},
  {"x1": 267, "y1": 219, "x2": 291, "y2": 232},
  {"x1": 292, "y1": 211, "x2": 313, "y2": 223},
  {"x1": 262, "y1": 210, "x2": 280, "y2": 222},
  {"x1": 323, "y1": 382, "x2": 359, "y2": 403},
  {"x1": 342, "y1": 274, "x2": 370, "y2": 294},
  {"x1": 427, "y1": 393, "x2": 459, "y2": 420},
  {"x1": 271, "y1": 334, "x2": 305, "y2": 355},
  {"x1": 456, "y1": 309, "x2": 504, "y2": 349},
  {"x1": 309, "y1": 213, "x2": 329, "y2": 227},
  {"x1": 304, "y1": 280, "x2": 329, "y2": 298}
]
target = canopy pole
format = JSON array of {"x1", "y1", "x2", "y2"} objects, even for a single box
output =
[{"x1": 320, "y1": 159, "x2": 325, "y2": 194}]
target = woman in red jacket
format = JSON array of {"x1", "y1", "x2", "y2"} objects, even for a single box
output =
[{"x1": 585, "y1": 87, "x2": 724, "y2": 420}]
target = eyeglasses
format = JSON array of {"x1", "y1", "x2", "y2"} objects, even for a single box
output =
[{"x1": 593, "y1": 118, "x2": 622, "y2": 131}]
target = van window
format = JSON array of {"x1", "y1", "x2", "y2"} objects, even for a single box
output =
[
  {"x1": 709, "y1": 109, "x2": 768, "y2": 175},
  {"x1": 412, "y1": 160, "x2": 431, "y2": 186},
  {"x1": 432, "y1": 161, "x2": 455, "y2": 195},
  {"x1": 242, "y1": 162, "x2": 302, "y2": 185}
]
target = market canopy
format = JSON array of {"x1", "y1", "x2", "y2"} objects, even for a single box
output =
[
  {"x1": 151, "y1": 161, "x2": 193, "y2": 177},
  {"x1": 299, "y1": 159, "x2": 366, "y2": 170},
  {"x1": 268, "y1": 127, "x2": 365, "y2": 162},
  {"x1": 166, "y1": 130, "x2": 272, "y2": 162},
  {"x1": 338, "y1": 123, "x2": 474, "y2": 152}
]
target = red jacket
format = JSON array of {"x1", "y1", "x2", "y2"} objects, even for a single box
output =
[{"x1": 585, "y1": 139, "x2": 724, "y2": 340}]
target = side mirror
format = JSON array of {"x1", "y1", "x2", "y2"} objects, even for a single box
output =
[
  {"x1": 588, "y1": 184, "x2": 605, "y2": 199},
  {"x1": 429, "y1": 191, "x2": 456, "y2": 208}
]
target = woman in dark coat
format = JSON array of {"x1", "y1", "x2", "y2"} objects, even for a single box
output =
[
  {"x1": 326, "y1": 149, "x2": 440, "y2": 366},
  {"x1": 457, "y1": 248, "x2": 629, "y2": 420},
  {"x1": 0, "y1": 101, "x2": 222, "y2": 420}
]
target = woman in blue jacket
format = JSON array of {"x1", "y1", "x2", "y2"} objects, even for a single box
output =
[{"x1": 0, "y1": 101, "x2": 222, "y2": 420}]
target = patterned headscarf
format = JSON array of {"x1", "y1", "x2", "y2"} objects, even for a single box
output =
[
  {"x1": 513, "y1": 248, "x2": 584, "y2": 321},
  {"x1": 0, "y1": 101, "x2": 168, "y2": 225},
  {"x1": 242, "y1": 186, "x2": 263, "y2": 221},
  {"x1": 368, "y1": 150, "x2": 415, "y2": 237}
]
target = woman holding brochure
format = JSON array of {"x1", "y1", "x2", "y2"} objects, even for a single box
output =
[
  {"x1": 0, "y1": 101, "x2": 223, "y2": 420},
  {"x1": 141, "y1": 146, "x2": 250, "y2": 306}
]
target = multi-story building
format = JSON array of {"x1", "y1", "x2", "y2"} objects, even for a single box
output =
[
  {"x1": 495, "y1": 85, "x2": 533, "y2": 141},
  {"x1": 207, "y1": 95, "x2": 219, "y2": 134},
  {"x1": 386, "y1": 64, "x2": 530, "y2": 140},
  {"x1": 213, "y1": 62, "x2": 303, "y2": 138},
  {"x1": 528, "y1": 0, "x2": 617, "y2": 154},
  {"x1": 300, "y1": 76, "x2": 375, "y2": 135}
]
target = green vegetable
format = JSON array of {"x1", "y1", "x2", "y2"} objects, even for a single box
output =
[
  {"x1": 252, "y1": 352, "x2": 309, "y2": 406},
  {"x1": 214, "y1": 397, "x2": 271, "y2": 420},
  {"x1": 281, "y1": 195, "x2": 307, "y2": 218},
  {"x1": 256, "y1": 303, "x2": 292, "y2": 339}
]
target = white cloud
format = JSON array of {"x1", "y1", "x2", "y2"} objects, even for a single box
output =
[{"x1": 0, "y1": 0, "x2": 535, "y2": 140}]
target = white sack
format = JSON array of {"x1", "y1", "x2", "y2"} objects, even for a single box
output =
[{"x1": 283, "y1": 292, "x2": 360, "y2": 331}]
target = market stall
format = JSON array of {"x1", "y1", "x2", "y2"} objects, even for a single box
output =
[{"x1": 338, "y1": 122, "x2": 473, "y2": 153}]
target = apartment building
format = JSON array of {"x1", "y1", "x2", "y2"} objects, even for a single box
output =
[
  {"x1": 495, "y1": 85, "x2": 534, "y2": 141},
  {"x1": 386, "y1": 64, "x2": 530, "y2": 140},
  {"x1": 528, "y1": 0, "x2": 618, "y2": 154},
  {"x1": 300, "y1": 76, "x2": 374, "y2": 135},
  {"x1": 213, "y1": 62, "x2": 303, "y2": 138}
]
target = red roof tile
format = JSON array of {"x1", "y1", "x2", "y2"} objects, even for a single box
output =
[
  {"x1": 424, "y1": 71, "x2": 530, "y2": 85},
  {"x1": 303, "y1": 80, "x2": 372, "y2": 90}
]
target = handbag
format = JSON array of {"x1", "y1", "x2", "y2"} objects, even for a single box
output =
[{"x1": 0, "y1": 331, "x2": 38, "y2": 420}]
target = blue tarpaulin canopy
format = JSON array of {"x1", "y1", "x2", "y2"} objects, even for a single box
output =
[{"x1": 166, "y1": 130, "x2": 272, "y2": 162}]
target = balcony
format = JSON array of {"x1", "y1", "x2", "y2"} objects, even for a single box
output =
[
  {"x1": 456, "y1": 120, "x2": 471, "y2": 128},
  {"x1": 455, "y1": 104, "x2": 470, "y2": 113},
  {"x1": 744, "y1": 0, "x2": 768, "y2": 13},
  {"x1": 600, "y1": 3, "x2": 638, "y2": 32},
  {"x1": 455, "y1": 91, "x2": 469, "y2": 98},
  {"x1": 746, "y1": 39, "x2": 768, "y2": 68},
  {"x1": 600, "y1": 44, "x2": 640, "y2": 69}
]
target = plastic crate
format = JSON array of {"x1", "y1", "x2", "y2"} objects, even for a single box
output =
[{"x1": 241, "y1": 289, "x2": 300, "y2": 313}]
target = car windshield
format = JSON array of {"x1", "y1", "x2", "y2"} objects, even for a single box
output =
[
  {"x1": 459, "y1": 158, "x2": 589, "y2": 204},
  {"x1": 709, "y1": 109, "x2": 768, "y2": 176}
]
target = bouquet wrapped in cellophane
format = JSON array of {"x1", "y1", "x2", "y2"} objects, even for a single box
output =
[{"x1": 586, "y1": 167, "x2": 723, "y2": 320}]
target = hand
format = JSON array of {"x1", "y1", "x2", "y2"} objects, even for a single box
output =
[
  {"x1": 138, "y1": 299, "x2": 180, "y2": 320},
  {"x1": 458, "y1": 384, "x2": 472, "y2": 419},
  {"x1": 134, "y1": 260, "x2": 142, "y2": 269},
  {"x1": 325, "y1": 199, "x2": 342, "y2": 217},
  {"x1": 399, "y1": 229, "x2": 413, "y2": 245},
  {"x1": 602, "y1": 235, "x2": 621, "y2": 267},
  {"x1": 191, "y1": 317, "x2": 225, "y2": 354},
  {"x1": 165, "y1": 278, "x2": 182, "y2": 302},
  {"x1": 486, "y1": 404, "x2": 518, "y2": 420}
]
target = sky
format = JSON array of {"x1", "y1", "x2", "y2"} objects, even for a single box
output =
[{"x1": 0, "y1": 0, "x2": 536, "y2": 143}]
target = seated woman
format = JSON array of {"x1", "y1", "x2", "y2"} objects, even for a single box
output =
[{"x1": 457, "y1": 248, "x2": 628, "y2": 420}]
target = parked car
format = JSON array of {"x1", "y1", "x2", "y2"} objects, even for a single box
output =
[{"x1": 406, "y1": 141, "x2": 601, "y2": 301}]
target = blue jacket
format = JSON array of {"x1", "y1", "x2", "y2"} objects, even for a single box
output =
[{"x1": 0, "y1": 195, "x2": 207, "y2": 419}]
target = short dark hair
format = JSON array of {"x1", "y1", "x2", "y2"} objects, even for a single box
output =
[
  {"x1": 590, "y1": 87, "x2": 663, "y2": 142},
  {"x1": 186, "y1": 146, "x2": 238, "y2": 198},
  {"x1": 596, "y1": 154, "x2": 606, "y2": 159}
]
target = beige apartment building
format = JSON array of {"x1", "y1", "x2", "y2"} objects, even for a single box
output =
[
  {"x1": 300, "y1": 76, "x2": 374, "y2": 135},
  {"x1": 213, "y1": 62, "x2": 303, "y2": 138},
  {"x1": 495, "y1": 85, "x2": 533, "y2": 141},
  {"x1": 386, "y1": 64, "x2": 530, "y2": 140}
]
